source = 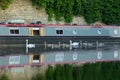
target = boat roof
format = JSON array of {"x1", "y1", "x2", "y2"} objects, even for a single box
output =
[
  {"x1": 0, "y1": 24, "x2": 119, "y2": 28},
  {"x1": 7, "y1": 20, "x2": 25, "y2": 24}
]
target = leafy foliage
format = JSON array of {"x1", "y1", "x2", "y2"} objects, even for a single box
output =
[
  {"x1": 31, "y1": 0, "x2": 82, "y2": 23},
  {"x1": 101, "y1": 0, "x2": 120, "y2": 25},
  {"x1": 0, "y1": 74, "x2": 9, "y2": 80},
  {"x1": 82, "y1": 0, "x2": 102, "y2": 24},
  {"x1": 45, "y1": 65, "x2": 54, "y2": 80},
  {"x1": 32, "y1": 61, "x2": 120, "y2": 80},
  {"x1": 0, "y1": 0, "x2": 13, "y2": 10},
  {"x1": 1, "y1": 62, "x2": 120, "y2": 80},
  {"x1": 73, "y1": 0, "x2": 83, "y2": 16},
  {"x1": 32, "y1": 0, "x2": 120, "y2": 25},
  {"x1": 1, "y1": 0, "x2": 120, "y2": 25}
]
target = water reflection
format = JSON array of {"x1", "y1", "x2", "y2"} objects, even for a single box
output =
[
  {"x1": 0, "y1": 42, "x2": 120, "y2": 55},
  {"x1": 0, "y1": 49, "x2": 120, "y2": 68},
  {"x1": 0, "y1": 42, "x2": 120, "y2": 68},
  {"x1": 43, "y1": 49, "x2": 120, "y2": 64},
  {"x1": 0, "y1": 45, "x2": 120, "y2": 68}
]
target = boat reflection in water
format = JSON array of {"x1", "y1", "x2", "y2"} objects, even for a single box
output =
[{"x1": 0, "y1": 43, "x2": 120, "y2": 68}]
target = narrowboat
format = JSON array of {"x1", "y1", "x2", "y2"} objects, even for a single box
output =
[{"x1": 0, "y1": 20, "x2": 120, "y2": 45}]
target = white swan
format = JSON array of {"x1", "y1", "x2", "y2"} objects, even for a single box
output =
[
  {"x1": 27, "y1": 44, "x2": 35, "y2": 48},
  {"x1": 71, "y1": 42, "x2": 79, "y2": 46},
  {"x1": 71, "y1": 42, "x2": 79, "y2": 48}
]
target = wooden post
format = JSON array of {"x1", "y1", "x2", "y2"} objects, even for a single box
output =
[
  {"x1": 69, "y1": 40, "x2": 72, "y2": 50},
  {"x1": 26, "y1": 39, "x2": 28, "y2": 53},
  {"x1": 80, "y1": 40, "x2": 82, "y2": 49},
  {"x1": 96, "y1": 41, "x2": 98, "y2": 50},
  {"x1": 44, "y1": 41, "x2": 46, "y2": 50},
  {"x1": 58, "y1": 42, "x2": 61, "y2": 49},
  {"x1": 85, "y1": 41, "x2": 87, "y2": 50}
]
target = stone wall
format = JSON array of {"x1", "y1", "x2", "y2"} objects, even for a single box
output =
[
  {"x1": 0, "y1": 0, "x2": 87, "y2": 25},
  {"x1": 0, "y1": 65, "x2": 47, "y2": 80}
]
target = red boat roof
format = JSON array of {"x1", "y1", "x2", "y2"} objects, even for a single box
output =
[{"x1": 0, "y1": 24, "x2": 119, "y2": 28}]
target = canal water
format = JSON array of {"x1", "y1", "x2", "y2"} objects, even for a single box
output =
[{"x1": 0, "y1": 41, "x2": 120, "y2": 68}]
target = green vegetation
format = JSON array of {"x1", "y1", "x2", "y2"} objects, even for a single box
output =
[
  {"x1": 0, "y1": 0, "x2": 13, "y2": 10},
  {"x1": 0, "y1": 61, "x2": 120, "y2": 80},
  {"x1": 32, "y1": 61, "x2": 120, "y2": 80},
  {"x1": 82, "y1": 0, "x2": 102, "y2": 24},
  {"x1": 101, "y1": 0, "x2": 120, "y2": 25},
  {"x1": 0, "y1": 74, "x2": 9, "y2": 80},
  {"x1": 31, "y1": 0, "x2": 120, "y2": 25},
  {"x1": 31, "y1": 0, "x2": 82, "y2": 23},
  {"x1": 0, "y1": 0, "x2": 120, "y2": 24}
]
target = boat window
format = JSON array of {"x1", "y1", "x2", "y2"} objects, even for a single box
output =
[
  {"x1": 33, "y1": 30, "x2": 40, "y2": 36},
  {"x1": 33, "y1": 55, "x2": 40, "y2": 60},
  {"x1": 73, "y1": 30, "x2": 77, "y2": 35},
  {"x1": 97, "y1": 29, "x2": 102, "y2": 35},
  {"x1": 10, "y1": 29, "x2": 19, "y2": 34},
  {"x1": 114, "y1": 29, "x2": 118, "y2": 35},
  {"x1": 9, "y1": 56, "x2": 20, "y2": 64},
  {"x1": 56, "y1": 30, "x2": 63, "y2": 35},
  {"x1": 32, "y1": 55, "x2": 40, "y2": 63}
]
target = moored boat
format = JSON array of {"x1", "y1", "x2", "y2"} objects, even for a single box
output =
[{"x1": 0, "y1": 20, "x2": 120, "y2": 45}]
